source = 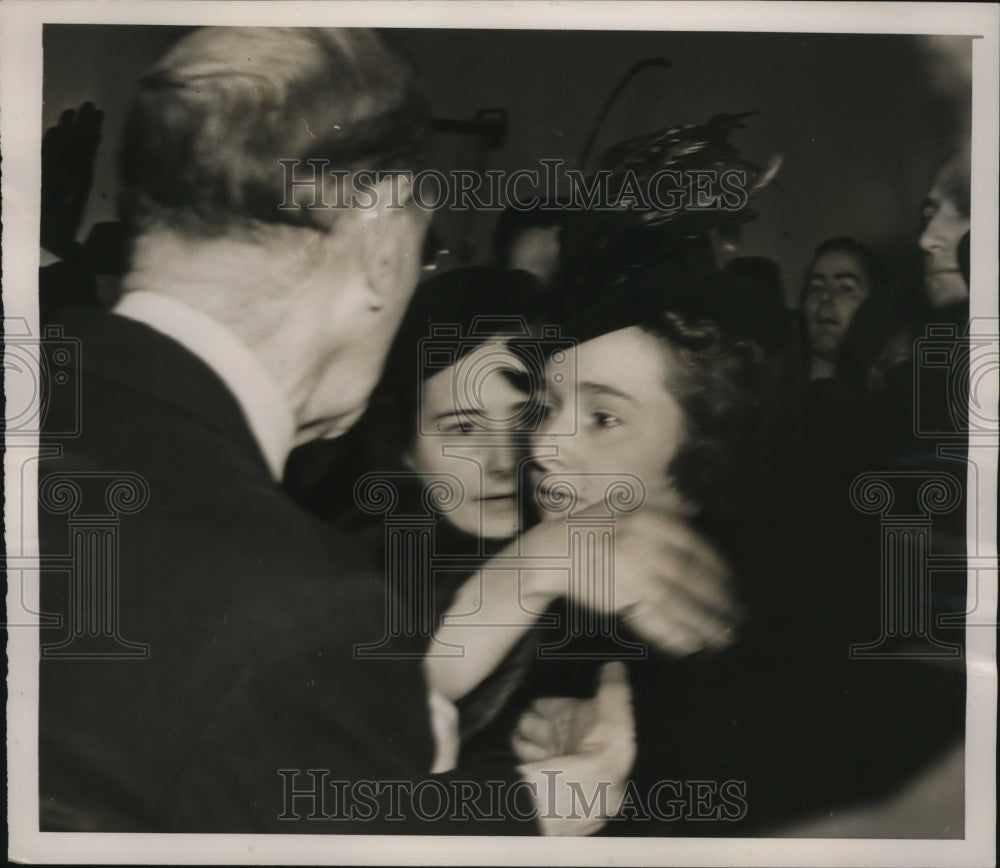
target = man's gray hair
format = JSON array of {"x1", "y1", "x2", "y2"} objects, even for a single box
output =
[{"x1": 119, "y1": 27, "x2": 427, "y2": 236}]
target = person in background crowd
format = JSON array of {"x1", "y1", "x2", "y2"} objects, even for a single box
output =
[
  {"x1": 918, "y1": 150, "x2": 971, "y2": 311},
  {"x1": 852, "y1": 147, "x2": 974, "y2": 466},
  {"x1": 722, "y1": 255, "x2": 793, "y2": 358},
  {"x1": 800, "y1": 236, "x2": 882, "y2": 381},
  {"x1": 492, "y1": 200, "x2": 567, "y2": 288},
  {"x1": 795, "y1": 237, "x2": 888, "y2": 489},
  {"x1": 903, "y1": 147, "x2": 973, "y2": 621}
]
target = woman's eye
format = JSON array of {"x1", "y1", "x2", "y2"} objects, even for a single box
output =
[
  {"x1": 442, "y1": 420, "x2": 477, "y2": 434},
  {"x1": 918, "y1": 203, "x2": 938, "y2": 232},
  {"x1": 592, "y1": 411, "x2": 622, "y2": 429}
]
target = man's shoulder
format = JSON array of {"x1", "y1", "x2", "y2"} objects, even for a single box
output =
[
  {"x1": 38, "y1": 304, "x2": 392, "y2": 640},
  {"x1": 50, "y1": 305, "x2": 238, "y2": 406},
  {"x1": 49, "y1": 305, "x2": 197, "y2": 375},
  {"x1": 43, "y1": 305, "x2": 268, "y2": 478}
]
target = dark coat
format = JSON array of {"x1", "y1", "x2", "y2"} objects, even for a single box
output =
[{"x1": 38, "y1": 307, "x2": 532, "y2": 834}]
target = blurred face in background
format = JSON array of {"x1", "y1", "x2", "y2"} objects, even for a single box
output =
[
  {"x1": 407, "y1": 342, "x2": 530, "y2": 540},
  {"x1": 530, "y1": 326, "x2": 691, "y2": 515},
  {"x1": 509, "y1": 226, "x2": 562, "y2": 286},
  {"x1": 802, "y1": 250, "x2": 871, "y2": 364},
  {"x1": 919, "y1": 156, "x2": 971, "y2": 308}
]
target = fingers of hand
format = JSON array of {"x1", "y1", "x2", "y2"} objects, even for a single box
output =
[
  {"x1": 649, "y1": 542, "x2": 735, "y2": 616},
  {"x1": 510, "y1": 730, "x2": 554, "y2": 763},
  {"x1": 623, "y1": 597, "x2": 737, "y2": 657},
  {"x1": 515, "y1": 708, "x2": 555, "y2": 748},
  {"x1": 614, "y1": 517, "x2": 736, "y2": 617},
  {"x1": 532, "y1": 696, "x2": 578, "y2": 722},
  {"x1": 583, "y1": 662, "x2": 636, "y2": 766},
  {"x1": 594, "y1": 661, "x2": 632, "y2": 725}
]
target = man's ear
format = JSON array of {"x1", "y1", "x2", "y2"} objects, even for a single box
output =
[{"x1": 359, "y1": 175, "x2": 425, "y2": 310}]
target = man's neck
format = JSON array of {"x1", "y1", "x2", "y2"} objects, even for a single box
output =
[
  {"x1": 124, "y1": 229, "x2": 280, "y2": 323},
  {"x1": 120, "y1": 229, "x2": 308, "y2": 477},
  {"x1": 125, "y1": 226, "x2": 319, "y2": 405}
]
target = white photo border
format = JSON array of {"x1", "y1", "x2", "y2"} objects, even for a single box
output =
[{"x1": 3, "y1": 2, "x2": 997, "y2": 865}]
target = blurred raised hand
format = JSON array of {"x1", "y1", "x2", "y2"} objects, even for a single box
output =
[
  {"x1": 608, "y1": 505, "x2": 741, "y2": 656},
  {"x1": 428, "y1": 505, "x2": 740, "y2": 706},
  {"x1": 41, "y1": 102, "x2": 103, "y2": 258}
]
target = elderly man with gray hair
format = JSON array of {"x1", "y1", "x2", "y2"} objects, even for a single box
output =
[{"x1": 39, "y1": 27, "x2": 658, "y2": 835}]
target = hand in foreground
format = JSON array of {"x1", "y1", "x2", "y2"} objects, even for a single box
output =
[
  {"x1": 517, "y1": 661, "x2": 635, "y2": 836},
  {"x1": 511, "y1": 695, "x2": 597, "y2": 764},
  {"x1": 566, "y1": 503, "x2": 742, "y2": 657},
  {"x1": 426, "y1": 503, "x2": 741, "y2": 706}
]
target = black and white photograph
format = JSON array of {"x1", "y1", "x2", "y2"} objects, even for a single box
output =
[{"x1": 2, "y1": 2, "x2": 997, "y2": 865}]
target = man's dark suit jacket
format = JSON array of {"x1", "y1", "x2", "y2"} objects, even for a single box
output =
[{"x1": 38, "y1": 307, "x2": 532, "y2": 833}]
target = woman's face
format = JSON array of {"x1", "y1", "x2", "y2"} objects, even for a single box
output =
[
  {"x1": 530, "y1": 326, "x2": 690, "y2": 514},
  {"x1": 408, "y1": 342, "x2": 530, "y2": 540}
]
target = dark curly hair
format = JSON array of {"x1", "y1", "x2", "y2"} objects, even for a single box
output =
[{"x1": 654, "y1": 314, "x2": 776, "y2": 526}]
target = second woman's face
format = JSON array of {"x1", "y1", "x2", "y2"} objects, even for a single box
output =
[
  {"x1": 530, "y1": 326, "x2": 690, "y2": 514},
  {"x1": 408, "y1": 342, "x2": 530, "y2": 541}
]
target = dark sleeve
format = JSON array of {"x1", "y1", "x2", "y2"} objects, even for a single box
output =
[{"x1": 166, "y1": 586, "x2": 540, "y2": 835}]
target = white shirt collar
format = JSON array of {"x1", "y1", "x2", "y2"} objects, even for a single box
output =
[{"x1": 113, "y1": 290, "x2": 295, "y2": 481}]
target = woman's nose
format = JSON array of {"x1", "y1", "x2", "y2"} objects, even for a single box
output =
[
  {"x1": 484, "y1": 440, "x2": 519, "y2": 477},
  {"x1": 530, "y1": 437, "x2": 566, "y2": 473}
]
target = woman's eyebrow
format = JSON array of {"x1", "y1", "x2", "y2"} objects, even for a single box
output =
[
  {"x1": 431, "y1": 408, "x2": 479, "y2": 423},
  {"x1": 579, "y1": 382, "x2": 636, "y2": 403}
]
